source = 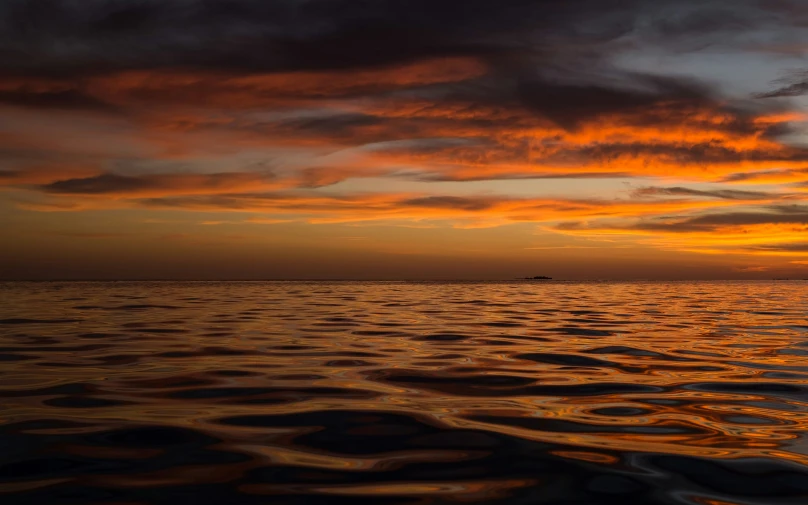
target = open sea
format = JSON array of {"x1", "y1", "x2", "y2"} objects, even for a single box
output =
[{"x1": 1, "y1": 280, "x2": 808, "y2": 505}]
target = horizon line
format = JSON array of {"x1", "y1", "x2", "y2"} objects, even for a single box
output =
[{"x1": 2, "y1": 278, "x2": 807, "y2": 283}]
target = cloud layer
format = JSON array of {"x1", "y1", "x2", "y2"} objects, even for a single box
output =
[{"x1": 1, "y1": 0, "x2": 808, "y2": 272}]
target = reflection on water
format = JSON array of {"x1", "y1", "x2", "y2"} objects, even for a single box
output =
[{"x1": 1, "y1": 281, "x2": 808, "y2": 504}]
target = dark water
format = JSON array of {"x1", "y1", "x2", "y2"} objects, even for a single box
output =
[{"x1": 1, "y1": 281, "x2": 808, "y2": 505}]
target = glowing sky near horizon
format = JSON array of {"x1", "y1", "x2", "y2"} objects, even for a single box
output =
[{"x1": 1, "y1": 0, "x2": 808, "y2": 279}]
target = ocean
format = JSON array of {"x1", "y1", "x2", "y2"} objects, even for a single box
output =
[{"x1": 1, "y1": 281, "x2": 807, "y2": 504}]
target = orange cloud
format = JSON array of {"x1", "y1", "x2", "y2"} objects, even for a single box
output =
[
  {"x1": 21, "y1": 188, "x2": 754, "y2": 225},
  {"x1": 549, "y1": 209, "x2": 808, "y2": 258},
  {"x1": 3, "y1": 59, "x2": 806, "y2": 189},
  {"x1": 0, "y1": 58, "x2": 486, "y2": 112},
  {"x1": 2, "y1": 57, "x2": 808, "y2": 271},
  {"x1": 4, "y1": 59, "x2": 805, "y2": 185}
]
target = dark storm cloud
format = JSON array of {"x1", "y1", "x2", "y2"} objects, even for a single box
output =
[
  {"x1": 0, "y1": 0, "x2": 804, "y2": 197},
  {"x1": 510, "y1": 74, "x2": 714, "y2": 130},
  {"x1": 5, "y1": 0, "x2": 796, "y2": 73},
  {"x1": 0, "y1": 0, "x2": 789, "y2": 79},
  {"x1": 648, "y1": 5, "x2": 756, "y2": 37},
  {"x1": 755, "y1": 70, "x2": 808, "y2": 99},
  {"x1": 0, "y1": 87, "x2": 114, "y2": 111},
  {"x1": 756, "y1": 81, "x2": 808, "y2": 99},
  {"x1": 4, "y1": 0, "x2": 798, "y2": 75},
  {"x1": 438, "y1": 72, "x2": 801, "y2": 136},
  {"x1": 0, "y1": 0, "x2": 621, "y2": 75},
  {"x1": 0, "y1": 0, "x2": 798, "y2": 132}
]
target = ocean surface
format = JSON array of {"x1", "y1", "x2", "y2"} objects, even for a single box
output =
[{"x1": 1, "y1": 281, "x2": 808, "y2": 505}]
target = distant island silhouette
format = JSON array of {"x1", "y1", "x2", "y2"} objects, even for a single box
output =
[{"x1": 522, "y1": 276, "x2": 553, "y2": 280}]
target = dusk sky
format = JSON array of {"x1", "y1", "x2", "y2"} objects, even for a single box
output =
[{"x1": 1, "y1": 0, "x2": 808, "y2": 279}]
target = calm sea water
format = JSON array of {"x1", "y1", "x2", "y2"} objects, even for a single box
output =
[{"x1": 1, "y1": 281, "x2": 808, "y2": 505}]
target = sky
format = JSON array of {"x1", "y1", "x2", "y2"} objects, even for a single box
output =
[{"x1": 1, "y1": 0, "x2": 808, "y2": 280}]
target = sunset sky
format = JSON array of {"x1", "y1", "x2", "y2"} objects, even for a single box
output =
[{"x1": 1, "y1": 0, "x2": 808, "y2": 279}]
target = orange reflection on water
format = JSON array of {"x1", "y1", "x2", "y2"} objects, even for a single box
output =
[{"x1": 1, "y1": 280, "x2": 808, "y2": 503}]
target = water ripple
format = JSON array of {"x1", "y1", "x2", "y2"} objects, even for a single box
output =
[{"x1": 1, "y1": 280, "x2": 808, "y2": 504}]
